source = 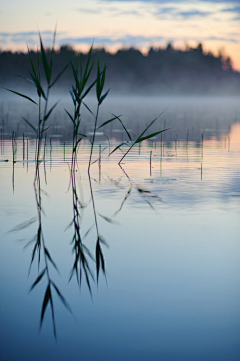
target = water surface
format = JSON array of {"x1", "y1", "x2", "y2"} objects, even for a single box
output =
[{"x1": 0, "y1": 98, "x2": 240, "y2": 361}]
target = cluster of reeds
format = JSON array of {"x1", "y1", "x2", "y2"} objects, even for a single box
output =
[{"x1": 5, "y1": 30, "x2": 168, "y2": 338}]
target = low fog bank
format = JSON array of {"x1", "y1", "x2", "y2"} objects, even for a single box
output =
[
  {"x1": 1, "y1": 95, "x2": 239, "y2": 142},
  {"x1": 0, "y1": 44, "x2": 240, "y2": 97}
]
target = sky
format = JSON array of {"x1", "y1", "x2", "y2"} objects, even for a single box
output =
[{"x1": 0, "y1": 0, "x2": 240, "y2": 70}]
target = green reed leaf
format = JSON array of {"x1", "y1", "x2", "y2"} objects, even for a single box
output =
[
  {"x1": 15, "y1": 74, "x2": 36, "y2": 86},
  {"x1": 96, "y1": 58, "x2": 101, "y2": 101},
  {"x1": 80, "y1": 77, "x2": 98, "y2": 100},
  {"x1": 69, "y1": 91, "x2": 76, "y2": 106},
  {"x1": 100, "y1": 64, "x2": 106, "y2": 96},
  {"x1": 50, "y1": 62, "x2": 69, "y2": 88},
  {"x1": 44, "y1": 101, "x2": 59, "y2": 122},
  {"x1": 97, "y1": 115, "x2": 119, "y2": 130},
  {"x1": 136, "y1": 109, "x2": 166, "y2": 142},
  {"x1": 39, "y1": 34, "x2": 51, "y2": 84},
  {"x1": 82, "y1": 61, "x2": 95, "y2": 91},
  {"x1": 109, "y1": 142, "x2": 128, "y2": 156},
  {"x1": 3, "y1": 88, "x2": 37, "y2": 105},
  {"x1": 70, "y1": 60, "x2": 80, "y2": 92},
  {"x1": 99, "y1": 88, "x2": 110, "y2": 105},
  {"x1": 82, "y1": 101, "x2": 94, "y2": 116},
  {"x1": 135, "y1": 129, "x2": 169, "y2": 143},
  {"x1": 22, "y1": 117, "x2": 38, "y2": 135},
  {"x1": 27, "y1": 45, "x2": 38, "y2": 80},
  {"x1": 64, "y1": 108, "x2": 74, "y2": 123},
  {"x1": 81, "y1": 45, "x2": 93, "y2": 90},
  {"x1": 111, "y1": 113, "x2": 132, "y2": 141}
]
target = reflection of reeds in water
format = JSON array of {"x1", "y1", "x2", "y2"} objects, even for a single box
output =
[
  {"x1": 5, "y1": 29, "x2": 170, "y2": 338},
  {"x1": 6, "y1": 31, "x2": 72, "y2": 338},
  {"x1": 66, "y1": 51, "x2": 110, "y2": 288}
]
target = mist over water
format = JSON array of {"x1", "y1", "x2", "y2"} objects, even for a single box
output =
[
  {"x1": 0, "y1": 94, "x2": 239, "y2": 142},
  {"x1": 0, "y1": 42, "x2": 240, "y2": 361}
]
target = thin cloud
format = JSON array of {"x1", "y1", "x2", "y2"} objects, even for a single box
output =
[
  {"x1": 100, "y1": 0, "x2": 240, "y2": 3},
  {"x1": 0, "y1": 32, "x2": 238, "y2": 49},
  {"x1": 221, "y1": 5, "x2": 240, "y2": 12},
  {"x1": 178, "y1": 10, "x2": 213, "y2": 18}
]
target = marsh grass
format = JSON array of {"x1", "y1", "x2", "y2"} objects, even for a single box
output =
[
  {"x1": 6, "y1": 30, "x2": 72, "y2": 338},
  {"x1": 5, "y1": 29, "x2": 169, "y2": 338}
]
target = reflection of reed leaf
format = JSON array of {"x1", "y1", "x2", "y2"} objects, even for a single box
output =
[
  {"x1": 40, "y1": 283, "x2": 57, "y2": 338},
  {"x1": 99, "y1": 213, "x2": 120, "y2": 225},
  {"x1": 51, "y1": 282, "x2": 73, "y2": 315},
  {"x1": 29, "y1": 267, "x2": 46, "y2": 292},
  {"x1": 136, "y1": 185, "x2": 164, "y2": 210},
  {"x1": 112, "y1": 186, "x2": 132, "y2": 216},
  {"x1": 44, "y1": 247, "x2": 59, "y2": 273},
  {"x1": 96, "y1": 238, "x2": 106, "y2": 282},
  {"x1": 83, "y1": 225, "x2": 94, "y2": 239},
  {"x1": 8, "y1": 217, "x2": 37, "y2": 232}
]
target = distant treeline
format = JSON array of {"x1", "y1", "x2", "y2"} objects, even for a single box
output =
[{"x1": 1, "y1": 43, "x2": 239, "y2": 95}]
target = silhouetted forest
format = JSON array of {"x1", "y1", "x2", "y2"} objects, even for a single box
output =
[{"x1": 1, "y1": 43, "x2": 239, "y2": 95}]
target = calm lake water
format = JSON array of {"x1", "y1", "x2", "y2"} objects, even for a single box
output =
[{"x1": 0, "y1": 97, "x2": 240, "y2": 361}]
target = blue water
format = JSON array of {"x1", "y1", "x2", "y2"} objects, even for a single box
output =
[{"x1": 0, "y1": 113, "x2": 240, "y2": 361}]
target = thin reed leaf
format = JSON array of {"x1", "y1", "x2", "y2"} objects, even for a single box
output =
[
  {"x1": 64, "y1": 108, "x2": 74, "y2": 123},
  {"x1": 15, "y1": 74, "x2": 36, "y2": 86},
  {"x1": 8, "y1": 217, "x2": 37, "y2": 232},
  {"x1": 39, "y1": 34, "x2": 51, "y2": 84},
  {"x1": 29, "y1": 268, "x2": 46, "y2": 292},
  {"x1": 22, "y1": 117, "x2": 38, "y2": 135},
  {"x1": 135, "y1": 129, "x2": 169, "y2": 143},
  {"x1": 44, "y1": 101, "x2": 59, "y2": 122},
  {"x1": 97, "y1": 115, "x2": 120, "y2": 130},
  {"x1": 99, "y1": 213, "x2": 120, "y2": 225},
  {"x1": 81, "y1": 45, "x2": 93, "y2": 90},
  {"x1": 80, "y1": 77, "x2": 98, "y2": 100},
  {"x1": 27, "y1": 45, "x2": 38, "y2": 80},
  {"x1": 51, "y1": 282, "x2": 73, "y2": 315},
  {"x1": 109, "y1": 142, "x2": 128, "y2": 156},
  {"x1": 70, "y1": 61, "x2": 80, "y2": 92},
  {"x1": 3, "y1": 88, "x2": 37, "y2": 105},
  {"x1": 111, "y1": 113, "x2": 132, "y2": 141},
  {"x1": 50, "y1": 62, "x2": 69, "y2": 88},
  {"x1": 82, "y1": 61, "x2": 95, "y2": 91},
  {"x1": 40, "y1": 284, "x2": 51, "y2": 328},
  {"x1": 99, "y1": 88, "x2": 110, "y2": 105},
  {"x1": 82, "y1": 101, "x2": 95, "y2": 116},
  {"x1": 136, "y1": 109, "x2": 166, "y2": 142},
  {"x1": 69, "y1": 91, "x2": 76, "y2": 106},
  {"x1": 45, "y1": 247, "x2": 59, "y2": 273}
]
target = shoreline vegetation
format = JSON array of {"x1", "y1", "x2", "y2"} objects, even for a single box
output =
[{"x1": 1, "y1": 42, "x2": 239, "y2": 96}]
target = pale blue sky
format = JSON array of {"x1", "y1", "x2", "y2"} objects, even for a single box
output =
[{"x1": 0, "y1": 0, "x2": 239, "y2": 69}]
